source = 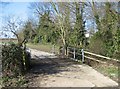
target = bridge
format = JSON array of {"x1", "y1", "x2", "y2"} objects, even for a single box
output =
[{"x1": 26, "y1": 48, "x2": 119, "y2": 87}]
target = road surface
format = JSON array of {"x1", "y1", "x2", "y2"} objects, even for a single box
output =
[{"x1": 26, "y1": 49, "x2": 118, "y2": 88}]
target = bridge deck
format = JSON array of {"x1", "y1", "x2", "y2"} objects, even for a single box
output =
[{"x1": 26, "y1": 49, "x2": 118, "y2": 87}]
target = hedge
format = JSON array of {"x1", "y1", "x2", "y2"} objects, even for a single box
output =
[{"x1": 2, "y1": 43, "x2": 31, "y2": 77}]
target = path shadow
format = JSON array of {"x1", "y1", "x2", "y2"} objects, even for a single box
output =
[
  {"x1": 30, "y1": 55, "x2": 80, "y2": 74},
  {"x1": 26, "y1": 54, "x2": 81, "y2": 78}
]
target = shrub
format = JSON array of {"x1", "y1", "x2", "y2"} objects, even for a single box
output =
[
  {"x1": 24, "y1": 51, "x2": 31, "y2": 71},
  {"x1": 88, "y1": 32, "x2": 106, "y2": 56},
  {"x1": 2, "y1": 42, "x2": 31, "y2": 87},
  {"x1": 2, "y1": 43, "x2": 25, "y2": 77}
]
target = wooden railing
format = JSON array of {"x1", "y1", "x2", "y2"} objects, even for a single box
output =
[
  {"x1": 84, "y1": 51, "x2": 120, "y2": 66},
  {"x1": 60, "y1": 46, "x2": 120, "y2": 66}
]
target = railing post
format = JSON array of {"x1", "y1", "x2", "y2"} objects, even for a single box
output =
[
  {"x1": 74, "y1": 48, "x2": 76, "y2": 59},
  {"x1": 81, "y1": 49, "x2": 84, "y2": 63},
  {"x1": 67, "y1": 47, "x2": 69, "y2": 57}
]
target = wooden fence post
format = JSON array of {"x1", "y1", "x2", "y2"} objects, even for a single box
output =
[
  {"x1": 74, "y1": 48, "x2": 76, "y2": 59},
  {"x1": 81, "y1": 49, "x2": 84, "y2": 63}
]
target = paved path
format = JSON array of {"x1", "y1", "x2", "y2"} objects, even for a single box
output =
[{"x1": 27, "y1": 49, "x2": 118, "y2": 87}]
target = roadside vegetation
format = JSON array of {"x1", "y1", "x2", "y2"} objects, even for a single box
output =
[
  {"x1": 1, "y1": 42, "x2": 30, "y2": 87},
  {"x1": 94, "y1": 64, "x2": 119, "y2": 82}
]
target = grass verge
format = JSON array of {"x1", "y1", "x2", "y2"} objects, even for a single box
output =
[{"x1": 94, "y1": 64, "x2": 119, "y2": 82}]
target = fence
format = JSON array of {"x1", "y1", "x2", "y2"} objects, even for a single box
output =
[
  {"x1": 66, "y1": 47, "x2": 84, "y2": 63},
  {"x1": 60, "y1": 46, "x2": 120, "y2": 66}
]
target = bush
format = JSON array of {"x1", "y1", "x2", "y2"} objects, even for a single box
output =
[
  {"x1": 88, "y1": 32, "x2": 106, "y2": 56},
  {"x1": 2, "y1": 43, "x2": 25, "y2": 77},
  {"x1": 24, "y1": 51, "x2": 31, "y2": 71},
  {"x1": 2, "y1": 43, "x2": 31, "y2": 87}
]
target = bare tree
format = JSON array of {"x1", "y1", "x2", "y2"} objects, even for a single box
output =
[
  {"x1": 30, "y1": 2, "x2": 52, "y2": 17},
  {"x1": 3, "y1": 16, "x2": 26, "y2": 46}
]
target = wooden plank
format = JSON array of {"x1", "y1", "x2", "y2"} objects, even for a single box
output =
[
  {"x1": 84, "y1": 51, "x2": 119, "y2": 62},
  {"x1": 84, "y1": 56, "x2": 106, "y2": 64},
  {"x1": 64, "y1": 46, "x2": 120, "y2": 65}
]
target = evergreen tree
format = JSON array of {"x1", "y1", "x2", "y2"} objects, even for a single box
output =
[{"x1": 72, "y1": 2, "x2": 86, "y2": 47}]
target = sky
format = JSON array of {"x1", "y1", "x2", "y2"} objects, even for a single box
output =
[
  {"x1": 0, "y1": 1, "x2": 118, "y2": 38},
  {"x1": 0, "y1": 2, "x2": 30, "y2": 38},
  {"x1": 2, "y1": 2, "x2": 29, "y2": 20}
]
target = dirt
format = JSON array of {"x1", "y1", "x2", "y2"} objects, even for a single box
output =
[{"x1": 25, "y1": 49, "x2": 118, "y2": 87}]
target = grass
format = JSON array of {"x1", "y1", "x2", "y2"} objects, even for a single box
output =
[
  {"x1": 94, "y1": 65, "x2": 119, "y2": 82},
  {"x1": 26, "y1": 43, "x2": 60, "y2": 54}
]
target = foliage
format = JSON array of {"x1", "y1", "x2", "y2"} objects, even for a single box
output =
[
  {"x1": 35, "y1": 11, "x2": 59, "y2": 44},
  {"x1": 72, "y1": 2, "x2": 86, "y2": 47},
  {"x1": 2, "y1": 42, "x2": 31, "y2": 76},
  {"x1": 89, "y1": 2, "x2": 119, "y2": 59},
  {"x1": 23, "y1": 21, "x2": 36, "y2": 43},
  {"x1": 33, "y1": 36, "x2": 39, "y2": 44},
  {"x1": 24, "y1": 50, "x2": 31, "y2": 71},
  {"x1": 2, "y1": 76, "x2": 28, "y2": 87},
  {"x1": 2, "y1": 42, "x2": 31, "y2": 87},
  {"x1": 113, "y1": 29, "x2": 120, "y2": 59},
  {"x1": 26, "y1": 2, "x2": 119, "y2": 59},
  {"x1": 89, "y1": 32, "x2": 106, "y2": 55},
  {"x1": 2, "y1": 43, "x2": 25, "y2": 77}
]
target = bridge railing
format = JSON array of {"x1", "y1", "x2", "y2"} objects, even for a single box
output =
[
  {"x1": 66, "y1": 46, "x2": 84, "y2": 63},
  {"x1": 59, "y1": 46, "x2": 120, "y2": 66},
  {"x1": 84, "y1": 51, "x2": 120, "y2": 66}
]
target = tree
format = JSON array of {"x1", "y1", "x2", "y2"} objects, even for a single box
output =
[
  {"x1": 23, "y1": 21, "x2": 36, "y2": 43},
  {"x1": 69, "y1": 2, "x2": 86, "y2": 48},
  {"x1": 76, "y1": 2, "x2": 86, "y2": 47},
  {"x1": 89, "y1": 1, "x2": 119, "y2": 57},
  {"x1": 51, "y1": 2, "x2": 71, "y2": 55},
  {"x1": 37, "y1": 11, "x2": 53, "y2": 43},
  {"x1": 3, "y1": 16, "x2": 25, "y2": 46},
  {"x1": 30, "y1": 2, "x2": 59, "y2": 44}
]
